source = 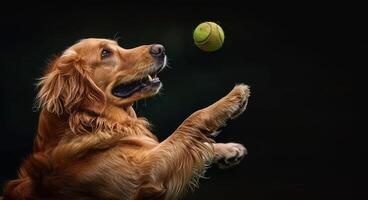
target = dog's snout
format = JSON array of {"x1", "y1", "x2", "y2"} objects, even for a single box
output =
[{"x1": 149, "y1": 44, "x2": 165, "y2": 58}]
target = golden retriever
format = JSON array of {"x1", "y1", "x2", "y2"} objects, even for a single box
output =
[{"x1": 2, "y1": 38, "x2": 250, "y2": 200}]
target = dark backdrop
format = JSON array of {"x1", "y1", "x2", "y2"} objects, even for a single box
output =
[{"x1": 0, "y1": 1, "x2": 352, "y2": 200}]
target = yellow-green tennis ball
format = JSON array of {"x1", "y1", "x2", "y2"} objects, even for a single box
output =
[{"x1": 193, "y1": 22, "x2": 225, "y2": 52}]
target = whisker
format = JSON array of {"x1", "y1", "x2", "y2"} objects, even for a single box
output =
[
  {"x1": 113, "y1": 32, "x2": 121, "y2": 43},
  {"x1": 165, "y1": 58, "x2": 172, "y2": 69},
  {"x1": 165, "y1": 64, "x2": 172, "y2": 69}
]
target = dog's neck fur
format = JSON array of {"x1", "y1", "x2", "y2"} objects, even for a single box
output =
[
  {"x1": 34, "y1": 104, "x2": 157, "y2": 153},
  {"x1": 104, "y1": 104, "x2": 137, "y2": 121}
]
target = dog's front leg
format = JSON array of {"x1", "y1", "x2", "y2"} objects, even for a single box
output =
[{"x1": 139, "y1": 84, "x2": 250, "y2": 200}]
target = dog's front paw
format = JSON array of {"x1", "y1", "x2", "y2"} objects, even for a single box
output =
[
  {"x1": 214, "y1": 143, "x2": 247, "y2": 169},
  {"x1": 227, "y1": 84, "x2": 250, "y2": 119}
]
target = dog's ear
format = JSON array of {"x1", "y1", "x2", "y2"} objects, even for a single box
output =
[{"x1": 37, "y1": 50, "x2": 106, "y2": 115}]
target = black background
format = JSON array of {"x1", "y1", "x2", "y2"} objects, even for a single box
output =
[{"x1": 0, "y1": 1, "x2": 353, "y2": 199}]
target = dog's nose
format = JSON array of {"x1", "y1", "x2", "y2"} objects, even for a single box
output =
[{"x1": 150, "y1": 44, "x2": 165, "y2": 58}]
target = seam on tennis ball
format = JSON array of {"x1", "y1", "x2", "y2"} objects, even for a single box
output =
[
  {"x1": 195, "y1": 22, "x2": 213, "y2": 45},
  {"x1": 217, "y1": 25, "x2": 224, "y2": 44}
]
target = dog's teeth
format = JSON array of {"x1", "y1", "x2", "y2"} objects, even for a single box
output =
[{"x1": 147, "y1": 75, "x2": 153, "y2": 81}]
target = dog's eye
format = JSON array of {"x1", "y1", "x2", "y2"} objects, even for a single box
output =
[{"x1": 101, "y1": 49, "x2": 112, "y2": 58}]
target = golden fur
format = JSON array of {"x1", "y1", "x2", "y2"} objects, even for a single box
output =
[{"x1": 2, "y1": 38, "x2": 250, "y2": 200}]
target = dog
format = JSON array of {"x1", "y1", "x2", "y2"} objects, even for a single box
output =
[{"x1": 2, "y1": 38, "x2": 250, "y2": 200}]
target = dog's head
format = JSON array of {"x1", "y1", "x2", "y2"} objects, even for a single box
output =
[{"x1": 37, "y1": 38, "x2": 167, "y2": 115}]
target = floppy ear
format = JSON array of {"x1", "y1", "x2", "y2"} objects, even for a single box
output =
[{"x1": 37, "y1": 50, "x2": 106, "y2": 115}]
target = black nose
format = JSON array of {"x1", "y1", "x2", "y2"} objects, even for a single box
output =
[{"x1": 150, "y1": 44, "x2": 165, "y2": 58}]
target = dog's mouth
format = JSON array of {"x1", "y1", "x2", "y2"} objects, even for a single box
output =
[
  {"x1": 112, "y1": 62, "x2": 165, "y2": 98},
  {"x1": 112, "y1": 74, "x2": 161, "y2": 98}
]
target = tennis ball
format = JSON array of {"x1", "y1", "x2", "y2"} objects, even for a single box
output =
[{"x1": 193, "y1": 22, "x2": 225, "y2": 52}]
